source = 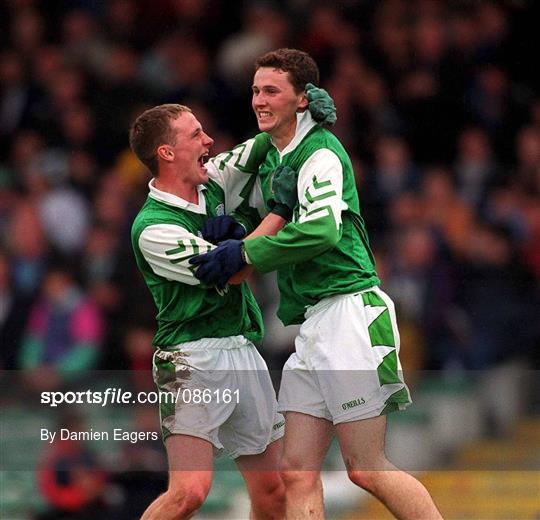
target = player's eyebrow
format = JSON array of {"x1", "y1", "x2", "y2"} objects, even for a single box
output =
[{"x1": 252, "y1": 84, "x2": 281, "y2": 91}]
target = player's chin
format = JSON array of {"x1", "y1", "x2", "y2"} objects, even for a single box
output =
[
  {"x1": 198, "y1": 167, "x2": 209, "y2": 184},
  {"x1": 256, "y1": 118, "x2": 274, "y2": 132}
]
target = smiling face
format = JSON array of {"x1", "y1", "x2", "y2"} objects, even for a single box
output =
[
  {"x1": 159, "y1": 111, "x2": 214, "y2": 185},
  {"x1": 252, "y1": 67, "x2": 307, "y2": 149}
]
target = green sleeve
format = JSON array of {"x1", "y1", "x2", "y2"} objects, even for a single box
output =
[
  {"x1": 244, "y1": 147, "x2": 346, "y2": 272},
  {"x1": 231, "y1": 199, "x2": 263, "y2": 235},
  {"x1": 244, "y1": 213, "x2": 341, "y2": 272}
]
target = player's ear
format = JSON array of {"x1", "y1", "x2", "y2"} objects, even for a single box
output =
[
  {"x1": 297, "y1": 93, "x2": 308, "y2": 111},
  {"x1": 157, "y1": 145, "x2": 173, "y2": 162}
]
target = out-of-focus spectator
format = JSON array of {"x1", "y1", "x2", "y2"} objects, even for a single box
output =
[
  {"x1": 454, "y1": 126, "x2": 502, "y2": 209},
  {"x1": 298, "y1": 3, "x2": 359, "y2": 78},
  {"x1": 363, "y1": 134, "x2": 419, "y2": 239},
  {"x1": 6, "y1": 201, "x2": 48, "y2": 296},
  {"x1": 35, "y1": 174, "x2": 91, "y2": 255},
  {"x1": 60, "y1": 8, "x2": 110, "y2": 76},
  {"x1": 216, "y1": 1, "x2": 290, "y2": 88},
  {"x1": 0, "y1": 50, "x2": 32, "y2": 152},
  {"x1": 10, "y1": 7, "x2": 45, "y2": 58},
  {"x1": 36, "y1": 413, "x2": 109, "y2": 520},
  {"x1": 513, "y1": 125, "x2": 540, "y2": 197},
  {"x1": 465, "y1": 63, "x2": 529, "y2": 157},
  {"x1": 420, "y1": 166, "x2": 475, "y2": 256},
  {"x1": 454, "y1": 222, "x2": 539, "y2": 369},
  {"x1": 18, "y1": 262, "x2": 104, "y2": 390}
]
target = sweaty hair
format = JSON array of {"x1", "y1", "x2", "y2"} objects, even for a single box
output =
[
  {"x1": 129, "y1": 104, "x2": 192, "y2": 176},
  {"x1": 255, "y1": 48, "x2": 320, "y2": 94}
]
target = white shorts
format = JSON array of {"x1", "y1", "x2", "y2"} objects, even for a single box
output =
[
  {"x1": 153, "y1": 335, "x2": 284, "y2": 459},
  {"x1": 278, "y1": 287, "x2": 411, "y2": 424}
]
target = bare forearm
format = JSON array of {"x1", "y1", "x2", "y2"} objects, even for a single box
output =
[
  {"x1": 228, "y1": 214, "x2": 286, "y2": 284},
  {"x1": 246, "y1": 213, "x2": 287, "y2": 239}
]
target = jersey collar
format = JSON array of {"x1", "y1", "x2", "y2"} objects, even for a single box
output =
[
  {"x1": 274, "y1": 111, "x2": 317, "y2": 158},
  {"x1": 148, "y1": 179, "x2": 208, "y2": 214}
]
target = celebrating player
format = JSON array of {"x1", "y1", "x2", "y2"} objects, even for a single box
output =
[
  {"x1": 191, "y1": 49, "x2": 442, "y2": 519},
  {"x1": 130, "y1": 104, "x2": 286, "y2": 520}
]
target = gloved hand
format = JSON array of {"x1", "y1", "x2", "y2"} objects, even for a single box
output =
[
  {"x1": 306, "y1": 83, "x2": 337, "y2": 127},
  {"x1": 202, "y1": 216, "x2": 246, "y2": 244},
  {"x1": 267, "y1": 165, "x2": 299, "y2": 220},
  {"x1": 189, "y1": 239, "x2": 246, "y2": 290}
]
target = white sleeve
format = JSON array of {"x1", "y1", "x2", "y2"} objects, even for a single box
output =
[
  {"x1": 206, "y1": 133, "x2": 271, "y2": 214},
  {"x1": 297, "y1": 148, "x2": 348, "y2": 229},
  {"x1": 138, "y1": 224, "x2": 215, "y2": 285}
]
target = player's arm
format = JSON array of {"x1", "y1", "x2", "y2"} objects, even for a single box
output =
[
  {"x1": 227, "y1": 164, "x2": 296, "y2": 281},
  {"x1": 244, "y1": 149, "x2": 346, "y2": 272},
  {"x1": 190, "y1": 166, "x2": 299, "y2": 288},
  {"x1": 138, "y1": 224, "x2": 216, "y2": 286},
  {"x1": 203, "y1": 158, "x2": 298, "y2": 250},
  {"x1": 205, "y1": 133, "x2": 271, "y2": 216},
  {"x1": 227, "y1": 212, "x2": 287, "y2": 284}
]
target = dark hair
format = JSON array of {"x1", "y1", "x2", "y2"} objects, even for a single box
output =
[
  {"x1": 129, "y1": 104, "x2": 192, "y2": 176},
  {"x1": 255, "y1": 48, "x2": 319, "y2": 93}
]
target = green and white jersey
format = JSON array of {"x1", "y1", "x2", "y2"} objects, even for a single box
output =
[
  {"x1": 131, "y1": 134, "x2": 271, "y2": 348},
  {"x1": 244, "y1": 111, "x2": 380, "y2": 325}
]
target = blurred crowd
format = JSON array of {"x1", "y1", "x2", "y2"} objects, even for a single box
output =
[{"x1": 1, "y1": 0, "x2": 539, "y2": 381}]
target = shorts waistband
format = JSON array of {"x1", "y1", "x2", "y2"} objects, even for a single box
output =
[
  {"x1": 304, "y1": 286, "x2": 379, "y2": 320},
  {"x1": 158, "y1": 335, "x2": 251, "y2": 352}
]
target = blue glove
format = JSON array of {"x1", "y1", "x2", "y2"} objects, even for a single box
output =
[
  {"x1": 189, "y1": 239, "x2": 246, "y2": 290},
  {"x1": 306, "y1": 83, "x2": 337, "y2": 127},
  {"x1": 202, "y1": 216, "x2": 246, "y2": 244}
]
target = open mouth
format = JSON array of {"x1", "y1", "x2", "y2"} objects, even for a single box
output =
[
  {"x1": 198, "y1": 152, "x2": 209, "y2": 168},
  {"x1": 258, "y1": 111, "x2": 273, "y2": 119}
]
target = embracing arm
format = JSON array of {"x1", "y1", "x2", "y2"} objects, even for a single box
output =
[
  {"x1": 228, "y1": 213, "x2": 286, "y2": 284},
  {"x1": 244, "y1": 149, "x2": 346, "y2": 272},
  {"x1": 139, "y1": 224, "x2": 215, "y2": 286}
]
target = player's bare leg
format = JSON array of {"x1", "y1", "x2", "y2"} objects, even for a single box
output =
[
  {"x1": 140, "y1": 435, "x2": 213, "y2": 520},
  {"x1": 236, "y1": 439, "x2": 285, "y2": 519},
  {"x1": 279, "y1": 412, "x2": 334, "y2": 519},
  {"x1": 336, "y1": 415, "x2": 442, "y2": 520}
]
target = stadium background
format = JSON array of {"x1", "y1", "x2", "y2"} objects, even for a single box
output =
[{"x1": 0, "y1": 0, "x2": 538, "y2": 518}]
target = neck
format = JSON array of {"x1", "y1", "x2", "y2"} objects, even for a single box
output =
[
  {"x1": 272, "y1": 117, "x2": 298, "y2": 152},
  {"x1": 154, "y1": 173, "x2": 199, "y2": 204}
]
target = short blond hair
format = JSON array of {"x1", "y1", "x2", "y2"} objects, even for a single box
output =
[{"x1": 129, "y1": 104, "x2": 192, "y2": 176}]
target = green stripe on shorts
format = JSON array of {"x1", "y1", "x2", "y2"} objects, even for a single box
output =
[
  {"x1": 381, "y1": 387, "x2": 411, "y2": 415},
  {"x1": 153, "y1": 355, "x2": 177, "y2": 439},
  {"x1": 377, "y1": 350, "x2": 402, "y2": 386},
  {"x1": 362, "y1": 292, "x2": 395, "y2": 348}
]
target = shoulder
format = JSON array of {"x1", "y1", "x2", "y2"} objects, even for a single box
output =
[
  {"x1": 292, "y1": 128, "x2": 348, "y2": 169},
  {"x1": 304, "y1": 126, "x2": 347, "y2": 154},
  {"x1": 131, "y1": 198, "x2": 190, "y2": 240}
]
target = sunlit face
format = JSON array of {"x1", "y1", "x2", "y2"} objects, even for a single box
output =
[
  {"x1": 252, "y1": 67, "x2": 307, "y2": 144},
  {"x1": 164, "y1": 112, "x2": 214, "y2": 184}
]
